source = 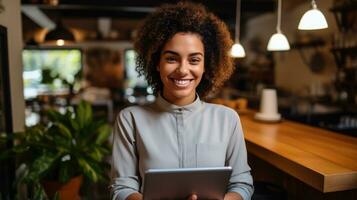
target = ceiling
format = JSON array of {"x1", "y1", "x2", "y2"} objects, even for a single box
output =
[{"x1": 21, "y1": 0, "x2": 286, "y2": 42}]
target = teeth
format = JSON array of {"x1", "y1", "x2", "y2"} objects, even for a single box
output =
[{"x1": 173, "y1": 79, "x2": 190, "y2": 86}]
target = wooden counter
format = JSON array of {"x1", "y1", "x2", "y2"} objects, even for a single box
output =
[{"x1": 240, "y1": 111, "x2": 357, "y2": 193}]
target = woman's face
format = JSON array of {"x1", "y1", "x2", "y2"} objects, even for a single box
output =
[{"x1": 158, "y1": 32, "x2": 205, "y2": 106}]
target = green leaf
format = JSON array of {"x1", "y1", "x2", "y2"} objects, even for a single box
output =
[
  {"x1": 52, "y1": 192, "x2": 60, "y2": 200},
  {"x1": 14, "y1": 164, "x2": 28, "y2": 185},
  {"x1": 62, "y1": 109, "x2": 75, "y2": 128},
  {"x1": 13, "y1": 145, "x2": 30, "y2": 153},
  {"x1": 95, "y1": 124, "x2": 111, "y2": 145},
  {"x1": 99, "y1": 145, "x2": 111, "y2": 153},
  {"x1": 33, "y1": 182, "x2": 47, "y2": 200},
  {"x1": 27, "y1": 153, "x2": 59, "y2": 182},
  {"x1": 47, "y1": 109, "x2": 64, "y2": 123},
  {"x1": 88, "y1": 148, "x2": 103, "y2": 161},
  {"x1": 70, "y1": 117, "x2": 80, "y2": 133},
  {"x1": 79, "y1": 155, "x2": 109, "y2": 182},
  {"x1": 54, "y1": 123, "x2": 72, "y2": 139},
  {"x1": 76, "y1": 101, "x2": 92, "y2": 129},
  {"x1": 0, "y1": 144, "x2": 31, "y2": 160},
  {"x1": 77, "y1": 158, "x2": 98, "y2": 182}
]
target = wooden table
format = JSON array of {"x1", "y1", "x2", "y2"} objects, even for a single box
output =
[{"x1": 239, "y1": 111, "x2": 357, "y2": 193}]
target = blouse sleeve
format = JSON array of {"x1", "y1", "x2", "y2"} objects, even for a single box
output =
[
  {"x1": 110, "y1": 110, "x2": 141, "y2": 200},
  {"x1": 225, "y1": 113, "x2": 254, "y2": 200}
]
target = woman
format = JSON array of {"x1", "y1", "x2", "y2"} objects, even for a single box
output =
[{"x1": 111, "y1": 2, "x2": 253, "y2": 200}]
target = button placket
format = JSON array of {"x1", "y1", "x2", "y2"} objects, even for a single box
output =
[{"x1": 176, "y1": 110, "x2": 184, "y2": 168}]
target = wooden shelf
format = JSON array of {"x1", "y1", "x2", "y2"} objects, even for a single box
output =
[
  {"x1": 331, "y1": 46, "x2": 357, "y2": 54},
  {"x1": 335, "y1": 81, "x2": 357, "y2": 87},
  {"x1": 291, "y1": 39, "x2": 325, "y2": 49},
  {"x1": 330, "y1": 2, "x2": 357, "y2": 31},
  {"x1": 329, "y1": 2, "x2": 357, "y2": 109}
]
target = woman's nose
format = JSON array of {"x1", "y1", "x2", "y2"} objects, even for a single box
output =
[{"x1": 176, "y1": 61, "x2": 189, "y2": 74}]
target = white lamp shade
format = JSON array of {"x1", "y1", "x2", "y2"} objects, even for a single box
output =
[
  {"x1": 298, "y1": 8, "x2": 328, "y2": 30},
  {"x1": 230, "y1": 43, "x2": 246, "y2": 58},
  {"x1": 56, "y1": 39, "x2": 65, "y2": 46},
  {"x1": 267, "y1": 32, "x2": 290, "y2": 51}
]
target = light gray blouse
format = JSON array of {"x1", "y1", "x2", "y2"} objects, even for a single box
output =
[{"x1": 110, "y1": 95, "x2": 254, "y2": 200}]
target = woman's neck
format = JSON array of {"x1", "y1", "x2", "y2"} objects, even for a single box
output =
[{"x1": 161, "y1": 91, "x2": 196, "y2": 106}]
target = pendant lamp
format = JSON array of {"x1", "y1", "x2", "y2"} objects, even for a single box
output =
[
  {"x1": 267, "y1": 0, "x2": 290, "y2": 51},
  {"x1": 230, "y1": 0, "x2": 246, "y2": 57},
  {"x1": 44, "y1": 21, "x2": 75, "y2": 46},
  {"x1": 298, "y1": 0, "x2": 328, "y2": 30}
]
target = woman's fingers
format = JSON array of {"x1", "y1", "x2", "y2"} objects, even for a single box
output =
[{"x1": 188, "y1": 194, "x2": 198, "y2": 200}]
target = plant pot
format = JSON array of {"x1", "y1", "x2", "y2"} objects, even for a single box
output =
[{"x1": 42, "y1": 176, "x2": 82, "y2": 200}]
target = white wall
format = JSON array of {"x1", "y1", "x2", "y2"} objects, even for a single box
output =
[
  {"x1": 244, "y1": 0, "x2": 337, "y2": 95},
  {"x1": 0, "y1": 0, "x2": 25, "y2": 132}
]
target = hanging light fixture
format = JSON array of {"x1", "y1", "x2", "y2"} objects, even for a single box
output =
[
  {"x1": 230, "y1": 0, "x2": 246, "y2": 58},
  {"x1": 44, "y1": 21, "x2": 75, "y2": 46},
  {"x1": 298, "y1": 0, "x2": 328, "y2": 30},
  {"x1": 267, "y1": 0, "x2": 290, "y2": 51}
]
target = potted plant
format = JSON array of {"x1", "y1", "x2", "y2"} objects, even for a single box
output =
[{"x1": 0, "y1": 101, "x2": 112, "y2": 200}]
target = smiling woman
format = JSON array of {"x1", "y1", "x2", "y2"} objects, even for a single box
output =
[
  {"x1": 134, "y1": 2, "x2": 234, "y2": 99},
  {"x1": 110, "y1": 2, "x2": 253, "y2": 200}
]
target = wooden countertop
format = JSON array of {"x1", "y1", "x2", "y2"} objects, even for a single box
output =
[{"x1": 239, "y1": 111, "x2": 357, "y2": 193}]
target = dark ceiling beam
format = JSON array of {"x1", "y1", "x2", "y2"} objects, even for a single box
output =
[
  {"x1": 31, "y1": 2, "x2": 274, "y2": 20},
  {"x1": 28, "y1": 4, "x2": 157, "y2": 13},
  {"x1": 21, "y1": 0, "x2": 275, "y2": 14},
  {"x1": 42, "y1": 9, "x2": 151, "y2": 20},
  {"x1": 21, "y1": 0, "x2": 275, "y2": 33},
  {"x1": 21, "y1": 0, "x2": 182, "y2": 7}
]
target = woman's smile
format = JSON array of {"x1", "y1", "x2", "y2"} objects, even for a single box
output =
[{"x1": 170, "y1": 78, "x2": 193, "y2": 88}]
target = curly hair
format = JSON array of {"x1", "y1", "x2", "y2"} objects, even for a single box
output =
[{"x1": 134, "y1": 1, "x2": 234, "y2": 98}]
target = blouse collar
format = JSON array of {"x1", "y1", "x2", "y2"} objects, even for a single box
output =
[{"x1": 155, "y1": 93, "x2": 203, "y2": 114}]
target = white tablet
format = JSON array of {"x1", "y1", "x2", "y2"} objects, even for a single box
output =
[{"x1": 143, "y1": 166, "x2": 232, "y2": 200}]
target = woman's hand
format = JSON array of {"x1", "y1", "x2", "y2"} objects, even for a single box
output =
[
  {"x1": 187, "y1": 194, "x2": 198, "y2": 200},
  {"x1": 126, "y1": 192, "x2": 143, "y2": 200},
  {"x1": 224, "y1": 192, "x2": 243, "y2": 200},
  {"x1": 187, "y1": 192, "x2": 242, "y2": 200}
]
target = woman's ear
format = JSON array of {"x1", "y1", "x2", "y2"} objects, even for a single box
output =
[{"x1": 156, "y1": 66, "x2": 160, "y2": 71}]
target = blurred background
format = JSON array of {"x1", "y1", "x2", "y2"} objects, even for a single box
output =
[{"x1": 0, "y1": 0, "x2": 356, "y2": 199}]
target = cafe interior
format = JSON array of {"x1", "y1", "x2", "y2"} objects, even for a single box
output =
[{"x1": 0, "y1": 0, "x2": 357, "y2": 199}]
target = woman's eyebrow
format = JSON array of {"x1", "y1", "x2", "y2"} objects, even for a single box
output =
[
  {"x1": 189, "y1": 52, "x2": 204, "y2": 57},
  {"x1": 162, "y1": 50, "x2": 204, "y2": 57},
  {"x1": 162, "y1": 50, "x2": 179, "y2": 56}
]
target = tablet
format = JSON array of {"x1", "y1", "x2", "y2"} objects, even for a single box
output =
[{"x1": 143, "y1": 166, "x2": 232, "y2": 200}]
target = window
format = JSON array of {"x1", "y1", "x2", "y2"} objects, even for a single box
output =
[{"x1": 22, "y1": 48, "x2": 82, "y2": 99}]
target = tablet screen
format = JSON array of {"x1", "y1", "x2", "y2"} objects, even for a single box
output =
[{"x1": 143, "y1": 167, "x2": 232, "y2": 200}]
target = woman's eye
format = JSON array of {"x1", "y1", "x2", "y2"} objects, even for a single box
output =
[
  {"x1": 189, "y1": 57, "x2": 201, "y2": 64},
  {"x1": 165, "y1": 57, "x2": 177, "y2": 63}
]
